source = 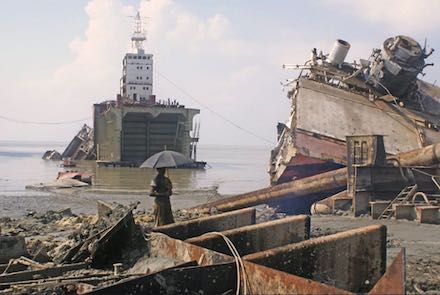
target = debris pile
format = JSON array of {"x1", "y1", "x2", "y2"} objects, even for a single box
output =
[
  {"x1": 0, "y1": 203, "x2": 142, "y2": 294},
  {"x1": 0, "y1": 201, "x2": 215, "y2": 294},
  {"x1": 2, "y1": 198, "x2": 439, "y2": 294},
  {"x1": 43, "y1": 124, "x2": 96, "y2": 162}
]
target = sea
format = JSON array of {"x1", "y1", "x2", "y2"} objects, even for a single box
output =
[{"x1": 0, "y1": 141, "x2": 272, "y2": 218}]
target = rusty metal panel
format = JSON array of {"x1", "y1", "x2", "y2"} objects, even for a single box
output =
[
  {"x1": 153, "y1": 208, "x2": 256, "y2": 240},
  {"x1": 295, "y1": 129, "x2": 347, "y2": 164},
  {"x1": 87, "y1": 261, "x2": 228, "y2": 295},
  {"x1": 243, "y1": 224, "x2": 386, "y2": 293},
  {"x1": 185, "y1": 215, "x2": 310, "y2": 256},
  {"x1": 148, "y1": 228, "x2": 405, "y2": 294},
  {"x1": 244, "y1": 260, "x2": 353, "y2": 294},
  {"x1": 369, "y1": 248, "x2": 406, "y2": 295},
  {"x1": 149, "y1": 233, "x2": 354, "y2": 294},
  {"x1": 149, "y1": 233, "x2": 233, "y2": 265}
]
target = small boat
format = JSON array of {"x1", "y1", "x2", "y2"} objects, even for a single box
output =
[{"x1": 57, "y1": 171, "x2": 93, "y2": 185}]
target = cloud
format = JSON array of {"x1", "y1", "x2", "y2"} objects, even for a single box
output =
[
  {"x1": 324, "y1": 0, "x2": 440, "y2": 33},
  {"x1": 140, "y1": 0, "x2": 251, "y2": 57},
  {"x1": 0, "y1": 0, "x2": 134, "y2": 141}
]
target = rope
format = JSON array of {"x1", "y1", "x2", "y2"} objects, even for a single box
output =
[
  {"x1": 145, "y1": 231, "x2": 251, "y2": 295},
  {"x1": 154, "y1": 69, "x2": 275, "y2": 145},
  {"x1": 0, "y1": 114, "x2": 91, "y2": 125},
  {"x1": 200, "y1": 232, "x2": 250, "y2": 295}
]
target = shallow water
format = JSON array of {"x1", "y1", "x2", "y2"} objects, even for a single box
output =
[{"x1": 0, "y1": 141, "x2": 271, "y2": 217}]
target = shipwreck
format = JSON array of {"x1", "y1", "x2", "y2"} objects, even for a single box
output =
[
  {"x1": 270, "y1": 35, "x2": 440, "y2": 184},
  {"x1": 44, "y1": 12, "x2": 202, "y2": 167}
]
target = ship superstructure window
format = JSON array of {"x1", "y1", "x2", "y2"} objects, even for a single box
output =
[{"x1": 120, "y1": 19, "x2": 154, "y2": 102}]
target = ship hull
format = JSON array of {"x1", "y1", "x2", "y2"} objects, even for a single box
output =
[
  {"x1": 270, "y1": 78, "x2": 440, "y2": 184},
  {"x1": 275, "y1": 153, "x2": 344, "y2": 185}
]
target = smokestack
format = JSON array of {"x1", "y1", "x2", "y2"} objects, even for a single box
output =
[{"x1": 328, "y1": 39, "x2": 351, "y2": 66}]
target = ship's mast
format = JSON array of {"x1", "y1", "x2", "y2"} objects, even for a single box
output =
[
  {"x1": 131, "y1": 12, "x2": 147, "y2": 54},
  {"x1": 120, "y1": 11, "x2": 154, "y2": 102}
]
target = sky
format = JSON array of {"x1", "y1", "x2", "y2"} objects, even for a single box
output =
[{"x1": 1, "y1": 0, "x2": 440, "y2": 146}]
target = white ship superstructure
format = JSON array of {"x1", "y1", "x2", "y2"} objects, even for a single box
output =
[{"x1": 120, "y1": 12, "x2": 153, "y2": 102}]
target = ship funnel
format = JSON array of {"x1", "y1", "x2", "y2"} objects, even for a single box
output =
[{"x1": 328, "y1": 39, "x2": 351, "y2": 66}]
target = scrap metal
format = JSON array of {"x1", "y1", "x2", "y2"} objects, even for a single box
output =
[{"x1": 271, "y1": 35, "x2": 440, "y2": 185}]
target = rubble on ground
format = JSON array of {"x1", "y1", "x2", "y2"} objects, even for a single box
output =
[
  {"x1": 0, "y1": 202, "x2": 215, "y2": 294},
  {"x1": 1, "y1": 199, "x2": 439, "y2": 294}
]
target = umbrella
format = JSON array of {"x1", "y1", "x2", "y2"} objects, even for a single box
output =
[{"x1": 140, "y1": 150, "x2": 194, "y2": 168}]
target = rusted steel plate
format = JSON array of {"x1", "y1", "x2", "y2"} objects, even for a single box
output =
[
  {"x1": 243, "y1": 260, "x2": 353, "y2": 294},
  {"x1": 149, "y1": 233, "x2": 354, "y2": 294},
  {"x1": 295, "y1": 129, "x2": 347, "y2": 165},
  {"x1": 149, "y1": 233, "x2": 233, "y2": 265},
  {"x1": 153, "y1": 208, "x2": 256, "y2": 240},
  {"x1": 149, "y1": 227, "x2": 406, "y2": 294},
  {"x1": 91, "y1": 210, "x2": 136, "y2": 268},
  {"x1": 243, "y1": 224, "x2": 386, "y2": 293},
  {"x1": 185, "y1": 215, "x2": 310, "y2": 256},
  {"x1": 87, "y1": 261, "x2": 200, "y2": 295},
  {"x1": 369, "y1": 248, "x2": 406, "y2": 295}
]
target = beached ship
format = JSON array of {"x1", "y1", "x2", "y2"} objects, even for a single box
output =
[
  {"x1": 46, "y1": 13, "x2": 202, "y2": 167},
  {"x1": 93, "y1": 12, "x2": 200, "y2": 166},
  {"x1": 270, "y1": 36, "x2": 440, "y2": 184}
]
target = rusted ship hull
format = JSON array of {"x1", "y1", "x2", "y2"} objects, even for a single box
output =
[
  {"x1": 275, "y1": 153, "x2": 344, "y2": 184},
  {"x1": 270, "y1": 79, "x2": 440, "y2": 184}
]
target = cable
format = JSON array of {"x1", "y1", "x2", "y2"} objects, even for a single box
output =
[
  {"x1": 154, "y1": 69, "x2": 275, "y2": 145},
  {"x1": 145, "y1": 231, "x2": 251, "y2": 295},
  {"x1": 0, "y1": 114, "x2": 91, "y2": 125},
  {"x1": 200, "y1": 231, "x2": 250, "y2": 295}
]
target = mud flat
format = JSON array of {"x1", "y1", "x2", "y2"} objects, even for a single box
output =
[
  {"x1": 0, "y1": 186, "x2": 219, "y2": 219},
  {"x1": 311, "y1": 215, "x2": 440, "y2": 293}
]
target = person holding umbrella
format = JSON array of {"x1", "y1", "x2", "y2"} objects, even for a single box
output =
[
  {"x1": 150, "y1": 167, "x2": 174, "y2": 226},
  {"x1": 141, "y1": 150, "x2": 195, "y2": 226}
]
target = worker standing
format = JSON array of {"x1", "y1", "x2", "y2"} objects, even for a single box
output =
[{"x1": 150, "y1": 167, "x2": 174, "y2": 226}]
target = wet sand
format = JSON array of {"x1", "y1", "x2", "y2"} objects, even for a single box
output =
[{"x1": 2, "y1": 186, "x2": 219, "y2": 218}]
